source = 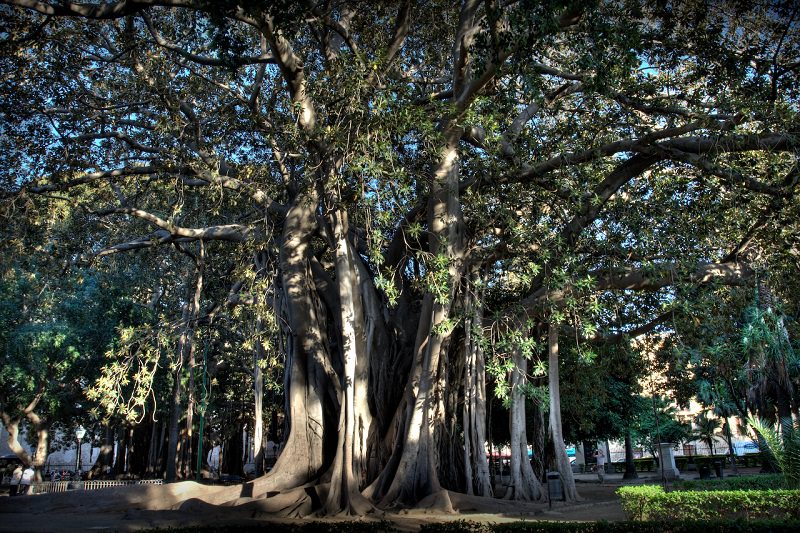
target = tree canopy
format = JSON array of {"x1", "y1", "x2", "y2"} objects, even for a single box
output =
[{"x1": 0, "y1": 0, "x2": 798, "y2": 515}]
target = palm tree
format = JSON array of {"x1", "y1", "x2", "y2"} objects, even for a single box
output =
[
  {"x1": 693, "y1": 411, "x2": 722, "y2": 456},
  {"x1": 749, "y1": 416, "x2": 800, "y2": 488}
]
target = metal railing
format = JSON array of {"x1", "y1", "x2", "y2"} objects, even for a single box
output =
[{"x1": 31, "y1": 479, "x2": 163, "y2": 495}]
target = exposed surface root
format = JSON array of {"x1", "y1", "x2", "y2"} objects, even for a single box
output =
[{"x1": 401, "y1": 489, "x2": 456, "y2": 515}]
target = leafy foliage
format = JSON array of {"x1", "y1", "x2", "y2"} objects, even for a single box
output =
[
  {"x1": 617, "y1": 485, "x2": 800, "y2": 521},
  {"x1": 749, "y1": 416, "x2": 800, "y2": 489},
  {"x1": 629, "y1": 396, "x2": 692, "y2": 455},
  {"x1": 675, "y1": 474, "x2": 786, "y2": 492}
]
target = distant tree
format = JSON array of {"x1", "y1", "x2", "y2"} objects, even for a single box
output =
[{"x1": 630, "y1": 396, "x2": 692, "y2": 458}]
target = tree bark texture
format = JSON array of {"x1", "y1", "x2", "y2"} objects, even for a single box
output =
[
  {"x1": 504, "y1": 347, "x2": 544, "y2": 501},
  {"x1": 462, "y1": 277, "x2": 492, "y2": 497},
  {"x1": 547, "y1": 323, "x2": 579, "y2": 501}
]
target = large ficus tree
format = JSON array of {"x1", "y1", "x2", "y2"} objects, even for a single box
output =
[{"x1": 1, "y1": 0, "x2": 798, "y2": 515}]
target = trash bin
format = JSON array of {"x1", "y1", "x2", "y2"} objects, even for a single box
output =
[
  {"x1": 698, "y1": 463, "x2": 711, "y2": 480},
  {"x1": 712, "y1": 460, "x2": 723, "y2": 479},
  {"x1": 546, "y1": 471, "x2": 564, "y2": 502}
]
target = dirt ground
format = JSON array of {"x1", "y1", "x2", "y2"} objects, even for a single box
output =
[
  {"x1": 2, "y1": 469, "x2": 747, "y2": 532},
  {"x1": 0, "y1": 483, "x2": 622, "y2": 532}
]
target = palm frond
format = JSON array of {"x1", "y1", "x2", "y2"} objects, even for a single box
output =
[{"x1": 748, "y1": 415, "x2": 800, "y2": 489}]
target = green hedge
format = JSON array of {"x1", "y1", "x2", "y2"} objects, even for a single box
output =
[
  {"x1": 420, "y1": 520, "x2": 800, "y2": 532},
  {"x1": 675, "y1": 474, "x2": 785, "y2": 492},
  {"x1": 617, "y1": 485, "x2": 800, "y2": 521},
  {"x1": 612, "y1": 459, "x2": 656, "y2": 473},
  {"x1": 737, "y1": 454, "x2": 764, "y2": 468}
]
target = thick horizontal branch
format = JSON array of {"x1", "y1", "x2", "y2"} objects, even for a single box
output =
[
  {"x1": 94, "y1": 206, "x2": 253, "y2": 242},
  {"x1": 142, "y1": 12, "x2": 275, "y2": 67},
  {"x1": 187, "y1": 166, "x2": 287, "y2": 218},
  {"x1": 593, "y1": 261, "x2": 754, "y2": 292},
  {"x1": 68, "y1": 132, "x2": 163, "y2": 154},
  {"x1": 563, "y1": 153, "x2": 663, "y2": 244},
  {"x1": 16, "y1": 166, "x2": 160, "y2": 196},
  {"x1": 94, "y1": 229, "x2": 190, "y2": 257},
  {"x1": 664, "y1": 148, "x2": 792, "y2": 197},
  {"x1": 659, "y1": 133, "x2": 798, "y2": 155},
  {"x1": 504, "y1": 122, "x2": 708, "y2": 185},
  {"x1": 508, "y1": 260, "x2": 754, "y2": 326},
  {"x1": 0, "y1": 0, "x2": 191, "y2": 19}
]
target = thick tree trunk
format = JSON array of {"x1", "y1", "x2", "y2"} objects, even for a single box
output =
[
  {"x1": 434, "y1": 333, "x2": 462, "y2": 492},
  {"x1": 1, "y1": 395, "x2": 48, "y2": 470},
  {"x1": 156, "y1": 419, "x2": 167, "y2": 477},
  {"x1": 379, "y1": 131, "x2": 464, "y2": 510},
  {"x1": 547, "y1": 324, "x2": 578, "y2": 501},
  {"x1": 96, "y1": 424, "x2": 114, "y2": 475},
  {"x1": 253, "y1": 336, "x2": 265, "y2": 477},
  {"x1": 113, "y1": 426, "x2": 127, "y2": 476},
  {"x1": 147, "y1": 419, "x2": 159, "y2": 475},
  {"x1": 167, "y1": 278, "x2": 193, "y2": 481},
  {"x1": 723, "y1": 419, "x2": 739, "y2": 474},
  {"x1": 462, "y1": 277, "x2": 492, "y2": 497},
  {"x1": 530, "y1": 399, "x2": 547, "y2": 480},
  {"x1": 183, "y1": 246, "x2": 204, "y2": 479},
  {"x1": 463, "y1": 328, "x2": 474, "y2": 496},
  {"x1": 182, "y1": 343, "x2": 196, "y2": 478},
  {"x1": 182, "y1": 347, "x2": 195, "y2": 479},
  {"x1": 166, "y1": 360, "x2": 184, "y2": 481},
  {"x1": 323, "y1": 208, "x2": 374, "y2": 515},
  {"x1": 504, "y1": 347, "x2": 544, "y2": 501},
  {"x1": 252, "y1": 189, "x2": 329, "y2": 496},
  {"x1": 623, "y1": 431, "x2": 638, "y2": 479},
  {"x1": 26, "y1": 411, "x2": 48, "y2": 475},
  {"x1": 130, "y1": 420, "x2": 151, "y2": 476},
  {"x1": 222, "y1": 421, "x2": 245, "y2": 476},
  {"x1": 0, "y1": 415, "x2": 31, "y2": 466}
]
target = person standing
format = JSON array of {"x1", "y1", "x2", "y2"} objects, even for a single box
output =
[
  {"x1": 9, "y1": 465, "x2": 22, "y2": 496},
  {"x1": 594, "y1": 448, "x2": 606, "y2": 484},
  {"x1": 19, "y1": 465, "x2": 34, "y2": 495}
]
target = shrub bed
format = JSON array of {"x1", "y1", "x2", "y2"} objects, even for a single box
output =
[
  {"x1": 674, "y1": 474, "x2": 785, "y2": 492},
  {"x1": 421, "y1": 520, "x2": 800, "y2": 532},
  {"x1": 617, "y1": 485, "x2": 800, "y2": 521}
]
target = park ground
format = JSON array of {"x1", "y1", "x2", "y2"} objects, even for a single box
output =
[{"x1": 0, "y1": 468, "x2": 765, "y2": 532}]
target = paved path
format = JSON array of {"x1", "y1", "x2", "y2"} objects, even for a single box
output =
[{"x1": 0, "y1": 467, "x2": 767, "y2": 531}]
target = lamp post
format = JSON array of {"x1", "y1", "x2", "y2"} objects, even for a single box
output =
[{"x1": 75, "y1": 425, "x2": 86, "y2": 476}]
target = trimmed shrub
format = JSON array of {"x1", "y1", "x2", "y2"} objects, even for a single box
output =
[
  {"x1": 418, "y1": 520, "x2": 800, "y2": 532},
  {"x1": 633, "y1": 458, "x2": 655, "y2": 472},
  {"x1": 675, "y1": 455, "x2": 734, "y2": 471},
  {"x1": 675, "y1": 474, "x2": 785, "y2": 492},
  {"x1": 617, "y1": 485, "x2": 800, "y2": 521}
]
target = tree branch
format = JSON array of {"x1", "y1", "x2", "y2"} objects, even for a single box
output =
[
  {"x1": 93, "y1": 206, "x2": 254, "y2": 242},
  {"x1": 142, "y1": 11, "x2": 275, "y2": 68},
  {"x1": 511, "y1": 260, "x2": 754, "y2": 324},
  {"x1": 0, "y1": 0, "x2": 192, "y2": 19}
]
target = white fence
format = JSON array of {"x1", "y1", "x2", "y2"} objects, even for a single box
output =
[{"x1": 31, "y1": 479, "x2": 163, "y2": 495}]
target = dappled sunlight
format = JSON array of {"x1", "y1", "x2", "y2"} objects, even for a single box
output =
[{"x1": 1, "y1": 0, "x2": 797, "y2": 528}]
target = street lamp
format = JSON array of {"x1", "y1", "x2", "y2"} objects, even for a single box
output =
[{"x1": 75, "y1": 425, "x2": 86, "y2": 476}]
